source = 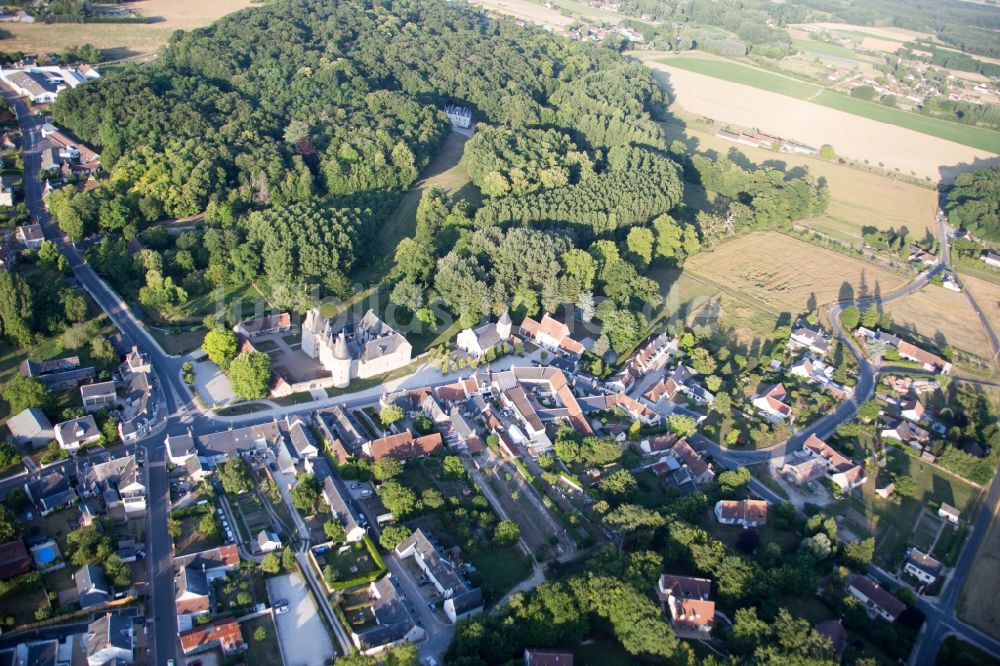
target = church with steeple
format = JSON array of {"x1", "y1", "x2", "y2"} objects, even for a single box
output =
[
  {"x1": 455, "y1": 311, "x2": 512, "y2": 358},
  {"x1": 301, "y1": 309, "x2": 412, "y2": 388}
]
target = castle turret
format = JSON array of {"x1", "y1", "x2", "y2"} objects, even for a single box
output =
[
  {"x1": 497, "y1": 310, "x2": 512, "y2": 341},
  {"x1": 331, "y1": 331, "x2": 352, "y2": 389}
]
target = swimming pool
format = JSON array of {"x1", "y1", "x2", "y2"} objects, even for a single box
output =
[{"x1": 35, "y1": 546, "x2": 56, "y2": 565}]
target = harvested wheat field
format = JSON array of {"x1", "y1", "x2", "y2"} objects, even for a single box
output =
[
  {"x1": 959, "y1": 501, "x2": 1000, "y2": 642},
  {"x1": 683, "y1": 231, "x2": 907, "y2": 315},
  {"x1": 0, "y1": 0, "x2": 254, "y2": 56},
  {"x1": 961, "y1": 274, "x2": 1000, "y2": 340},
  {"x1": 883, "y1": 283, "x2": 992, "y2": 357},
  {"x1": 644, "y1": 57, "x2": 997, "y2": 182},
  {"x1": 662, "y1": 123, "x2": 938, "y2": 241},
  {"x1": 470, "y1": 0, "x2": 575, "y2": 29}
]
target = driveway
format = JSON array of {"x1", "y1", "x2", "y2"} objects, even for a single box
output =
[{"x1": 266, "y1": 572, "x2": 335, "y2": 666}]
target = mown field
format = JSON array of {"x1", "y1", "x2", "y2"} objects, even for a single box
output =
[
  {"x1": 662, "y1": 122, "x2": 939, "y2": 241},
  {"x1": 656, "y1": 55, "x2": 1000, "y2": 155},
  {"x1": 682, "y1": 231, "x2": 907, "y2": 316},
  {"x1": 959, "y1": 500, "x2": 1000, "y2": 642},
  {"x1": 883, "y1": 283, "x2": 993, "y2": 358},
  {"x1": 0, "y1": 0, "x2": 256, "y2": 57},
  {"x1": 790, "y1": 37, "x2": 863, "y2": 62}
]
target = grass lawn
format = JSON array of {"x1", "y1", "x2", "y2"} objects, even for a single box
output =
[
  {"x1": 351, "y1": 130, "x2": 477, "y2": 284},
  {"x1": 173, "y1": 511, "x2": 223, "y2": 556},
  {"x1": 216, "y1": 402, "x2": 271, "y2": 416},
  {"x1": 839, "y1": 448, "x2": 981, "y2": 567},
  {"x1": 3, "y1": 586, "x2": 50, "y2": 627},
  {"x1": 319, "y1": 542, "x2": 383, "y2": 583},
  {"x1": 660, "y1": 56, "x2": 1000, "y2": 152},
  {"x1": 148, "y1": 326, "x2": 206, "y2": 355},
  {"x1": 24, "y1": 507, "x2": 79, "y2": 554},
  {"x1": 572, "y1": 638, "x2": 635, "y2": 666},
  {"x1": 958, "y1": 500, "x2": 1000, "y2": 641},
  {"x1": 936, "y1": 636, "x2": 1000, "y2": 666},
  {"x1": 932, "y1": 524, "x2": 968, "y2": 567},
  {"x1": 782, "y1": 595, "x2": 836, "y2": 624},
  {"x1": 241, "y1": 614, "x2": 283, "y2": 665},
  {"x1": 272, "y1": 391, "x2": 315, "y2": 406},
  {"x1": 469, "y1": 545, "x2": 531, "y2": 603},
  {"x1": 705, "y1": 511, "x2": 801, "y2": 554},
  {"x1": 324, "y1": 361, "x2": 422, "y2": 398}
]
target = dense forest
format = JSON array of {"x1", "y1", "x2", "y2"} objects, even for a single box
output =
[
  {"x1": 945, "y1": 164, "x2": 1000, "y2": 241},
  {"x1": 50, "y1": 0, "x2": 828, "y2": 350}
]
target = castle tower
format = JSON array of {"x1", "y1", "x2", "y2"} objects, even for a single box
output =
[
  {"x1": 331, "y1": 331, "x2": 352, "y2": 389},
  {"x1": 497, "y1": 310, "x2": 512, "y2": 341},
  {"x1": 301, "y1": 309, "x2": 322, "y2": 359}
]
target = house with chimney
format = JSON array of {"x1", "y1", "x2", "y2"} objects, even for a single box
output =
[
  {"x1": 846, "y1": 574, "x2": 905, "y2": 622},
  {"x1": 904, "y1": 548, "x2": 943, "y2": 586},
  {"x1": 322, "y1": 477, "x2": 365, "y2": 542},
  {"x1": 180, "y1": 619, "x2": 245, "y2": 657},
  {"x1": 233, "y1": 312, "x2": 291, "y2": 338},
  {"x1": 519, "y1": 312, "x2": 585, "y2": 357},
  {"x1": 362, "y1": 431, "x2": 443, "y2": 461},
  {"x1": 456, "y1": 311, "x2": 513, "y2": 358},
  {"x1": 351, "y1": 576, "x2": 425, "y2": 655},
  {"x1": 55, "y1": 414, "x2": 101, "y2": 453},
  {"x1": 81, "y1": 381, "x2": 117, "y2": 412},
  {"x1": 714, "y1": 499, "x2": 768, "y2": 528},
  {"x1": 80, "y1": 453, "x2": 146, "y2": 517},
  {"x1": 787, "y1": 325, "x2": 830, "y2": 356},
  {"x1": 657, "y1": 574, "x2": 715, "y2": 637},
  {"x1": 395, "y1": 529, "x2": 483, "y2": 624},
  {"x1": 24, "y1": 470, "x2": 76, "y2": 515},
  {"x1": 786, "y1": 434, "x2": 867, "y2": 491},
  {"x1": 752, "y1": 383, "x2": 791, "y2": 422},
  {"x1": 86, "y1": 613, "x2": 133, "y2": 666}
]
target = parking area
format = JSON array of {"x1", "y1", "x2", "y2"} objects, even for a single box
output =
[
  {"x1": 190, "y1": 359, "x2": 235, "y2": 405},
  {"x1": 266, "y1": 572, "x2": 335, "y2": 666},
  {"x1": 384, "y1": 556, "x2": 456, "y2": 661}
]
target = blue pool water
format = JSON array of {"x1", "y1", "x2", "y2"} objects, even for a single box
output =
[{"x1": 35, "y1": 546, "x2": 56, "y2": 565}]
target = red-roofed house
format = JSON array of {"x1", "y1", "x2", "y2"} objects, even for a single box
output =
[
  {"x1": 520, "y1": 313, "x2": 585, "y2": 356},
  {"x1": 180, "y1": 619, "x2": 245, "y2": 656},
  {"x1": 896, "y1": 341, "x2": 952, "y2": 374},
  {"x1": 0, "y1": 539, "x2": 32, "y2": 580},
  {"x1": 846, "y1": 574, "x2": 906, "y2": 622},
  {"x1": 752, "y1": 384, "x2": 791, "y2": 421},
  {"x1": 363, "y1": 431, "x2": 442, "y2": 461},
  {"x1": 658, "y1": 575, "x2": 715, "y2": 637},
  {"x1": 234, "y1": 312, "x2": 291, "y2": 338},
  {"x1": 796, "y1": 434, "x2": 867, "y2": 491},
  {"x1": 714, "y1": 499, "x2": 768, "y2": 528}
]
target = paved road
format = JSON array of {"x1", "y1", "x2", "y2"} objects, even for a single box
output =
[{"x1": 2, "y1": 89, "x2": 190, "y2": 666}]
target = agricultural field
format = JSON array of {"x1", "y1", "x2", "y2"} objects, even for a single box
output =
[
  {"x1": 661, "y1": 122, "x2": 939, "y2": 241},
  {"x1": 961, "y1": 274, "x2": 1000, "y2": 337},
  {"x1": 0, "y1": 0, "x2": 256, "y2": 57},
  {"x1": 682, "y1": 231, "x2": 908, "y2": 316},
  {"x1": 469, "y1": 0, "x2": 575, "y2": 29},
  {"x1": 656, "y1": 55, "x2": 1000, "y2": 154},
  {"x1": 958, "y1": 500, "x2": 1000, "y2": 641},
  {"x1": 883, "y1": 283, "x2": 993, "y2": 358},
  {"x1": 642, "y1": 54, "x2": 998, "y2": 181}
]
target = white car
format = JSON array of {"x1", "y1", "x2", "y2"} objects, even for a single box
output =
[{"x1": 275, "y1": 605, "x2": 290, "y2": 615}]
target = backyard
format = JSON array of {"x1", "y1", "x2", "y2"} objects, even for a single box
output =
[
  {"x1": 213, "y1": 566, "x2": 268, "y2": 616},
  {"x1": 835, "y1": 448, "x2": 981, "y2": 567},
  {"x1": 171, "y1": 503, "x2": 223, "y2": 556},
  {"x1": 958, "y1": 501, "x2": 1000, "y2": 641},
  {"x1": 240, "y1": 614, "x2": 283, "y2": 665}
]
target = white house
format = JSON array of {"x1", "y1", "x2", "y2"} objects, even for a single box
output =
[
  {"x1": 54, "y1": 414, "x2": 101, "y2": 453},
  {"x1": 788, "y1": 326, "x2": 830, "y2": 356},
  {"x1": 256, "y1": 530, "x2": 282, "y2": 553},
  {"x1": 752, "y1": 383, "x2": 791, "y2": 421},
  {"x1": 904, "y1": 549, "x2": 942, "y2": 586},
  {"x1": 444, "y1": 104, "x2": 472, "y2": 129},
  {"x1": 846, "y1": 574, "x2": 905, "y2": 622},
  {"x1": 455, "y1": 311, "x2": 512, "y2": 358},
  {"x1": 938, "y1": 503, "x2": 960, "y2": 525}
]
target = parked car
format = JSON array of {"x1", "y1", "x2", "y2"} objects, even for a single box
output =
[
  {"x1": 351, "y1": 483, "x2": 363, "y2": 490},
  {"x1": 361, "y1": 490, "x2": 373, "y2": 498}
]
